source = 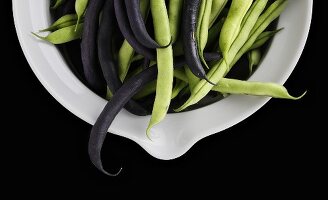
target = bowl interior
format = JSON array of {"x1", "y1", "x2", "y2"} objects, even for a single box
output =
[{"x1": 13, "y1": 0, "x2": 312, "y2": 160}]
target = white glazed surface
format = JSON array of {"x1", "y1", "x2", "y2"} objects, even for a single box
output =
[{"x1": 13, "y1": 0, "x2": 312, "y2": 160}]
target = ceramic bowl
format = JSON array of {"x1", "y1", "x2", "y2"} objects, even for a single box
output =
[{"x1": 13, "y1": 0, "x2": 312, "y2": 160}]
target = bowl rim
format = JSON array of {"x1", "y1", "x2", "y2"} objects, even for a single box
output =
[{"x1": 13, "y1": 0, "x2": 313, "y2": 160}]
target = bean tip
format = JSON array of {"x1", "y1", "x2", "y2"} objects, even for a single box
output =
[
  {"x1": 31, "y1": 32, "x2": 45, "y2": 40},
  {"x1": 293, "y1": 91, "x2": 307, "y2": 100}
]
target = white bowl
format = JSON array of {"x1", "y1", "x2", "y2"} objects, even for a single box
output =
[{"x1": 13, "y1": 0, "x2": 312, "y2": 160}]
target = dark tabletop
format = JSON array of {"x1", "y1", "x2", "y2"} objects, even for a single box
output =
[{"x1": 3, "y1": 0, "x2": 323, "y2": 193}]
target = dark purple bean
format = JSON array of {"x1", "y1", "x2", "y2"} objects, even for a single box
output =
[
  {"x1": 88, "y1": 51, "x2": 222, "y2": 174},
  {"x1": 89, "y1": 66, "x2": 158, "y2": 176},
  {"x1": 125, "y1": 0, "x2": 161, "y2": 49},
  {"x1": 174, "y1": 52, "x2": 222, "y2": 68},
  {"x1": 182, "y1": 0, "x2": 215, "y2": 85},
  {"x1": 98, "y1": 0, "x2": 149, "y2": 116},
  {"x1": 114, "y1": 0, "x2": 156, "y2": 60},
  {"x1": 81, "y1": 0, "x2": 106, "y2": 95}
]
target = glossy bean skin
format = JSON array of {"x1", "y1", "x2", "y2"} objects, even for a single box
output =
[
  {"x1": 147, "y1": 0, "x2": 174, "y2": 137},
  {"x1": 89, "y1": 66, "x2": 158, "y2": 176},
  {"x1": 98, "y1": 0, "x2": 149, "y2": 116},
  {"x1": 117, "y1": 0, "x2": 155, "y2": 81},
  {"x1": 219, "y1": 0, "x2": 253, "y2": 59},
  {"x1": 176, "y1": 0, "x2": 286, "y2": 111},
  {"x1": 231, "y1": 0, "x2": 288, "y2": 66},
  {"x1": 182, "y1": 0, "x2": 214, "y2": 84},
  {"x1": 125, "y1": 0, "x2": 161, "y2": 49},
  {"x1": 212, "y1": 78, "x2": 305, "y2": 100},
  {"x1": 114, "y1": 0, "x2": 155, "y2": 61},
  {"x1": 81, "y1": 0, "x2": 106, "y2": 95},
  {"x1": 225, "y1": 0, "x2": 268, "y2": 65}
]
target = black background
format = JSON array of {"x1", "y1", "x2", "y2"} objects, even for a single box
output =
[{"x1": 3, "y1": 0, "x2": 324, "y2": 193}]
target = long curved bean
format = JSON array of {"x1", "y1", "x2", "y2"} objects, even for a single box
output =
[
  {"x1": 212, "y1": 78, "x2": 305, "y2": 100},
  {"x1": 81, "y1": 0, "x2": 106, "y2": 95},
  {"x1": 219, "y1": 0, "x2": 253, "y2": 59},
  {"x1": 176, "y1": 0, "x2": 285, "y2": 111},
  {"x1": 98, "y1": 0, "x2": 149, "y2": 116},
  {"x1": 182, "y1": 0, "x2": 215, "y2": 85},
  {"x1": 117, "y1": 0, "x2": 155, "y2": 81},
  {"x1": 89, "y1": 66, "x2": 158, "y2": 176},
  {"x1": 147, "y1": 0, "x2": 174, "y2": 137},
  {"x1": 225, "y1": 0, "x2": 268, "y2": 64},
  {"x1": 114, "y1": 0, "x2": 155, "y2": 61},
  {"x1": 231, "y1": 0, "x2": 288, "y2": 67},
  {"x1": 125, "y1": 0, "x2": 161, "y2": 49}
]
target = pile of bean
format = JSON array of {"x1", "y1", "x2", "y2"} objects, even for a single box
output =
[{"x1": 35, "y1": 0, "x2": 304, "y2": 175}]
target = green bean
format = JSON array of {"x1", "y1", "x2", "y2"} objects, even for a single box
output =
[
  {"x1": 32, "y1": 23, "x2": 83, "y2": 44},
  {"x1": 168, "y1": 0, "x2": 184, "y2": 43},
  {"x1": 219, "y1": 0, "x2": 253, "y2": 58},
  {"x1": 209, "y1": 0, "x2": 228, "y2": 27},
  {"x1": 231, "y1": 0, "x2": 288, "y2": 66},
  {"x1": 75, "y1": 0, "x2": 89, "y2": 31},
  {"x1": 51, "y1": 0, "x2": 66, "y2": 9},
  {"x1": 212, "y1": 78, "x2": 306, "y2": 100},
  {"x1": 39, "y1": 14, "x2": 77, "y2": 32},
  {"x1": 147, "y1": 0, "x2": 173, "y2": 137},
  {"x1": 171, "y1": 80, "x2": 188, "y2": 100},
  {"x1": 226, "y1": 0, "x2": 268, "y2": 64},
  {"x1": 250, "y1": 28, "x2": 283, "y2": 51},
  {"x1": 248, "y1": 49, "x2": 261, "y2": 74},
  {"x1": 176, "y1": 0, "x2": 285, "y2": 111},
  {"x1": 197, "y1": 0, "x2": 212, "y2": 68},
  {"x1": 118, "y1": 0, "x2": 150, "y2": 81}
]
